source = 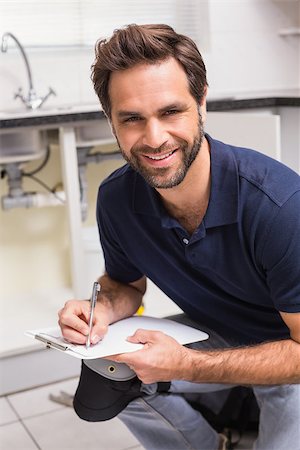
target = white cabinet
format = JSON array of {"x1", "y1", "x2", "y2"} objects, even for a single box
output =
[
  {"x1": 206, "y1": 106, "x2": 300, "y2": 174},
  {"x1": 206, "y1": 111, "x2": 281, "y2": 161}
]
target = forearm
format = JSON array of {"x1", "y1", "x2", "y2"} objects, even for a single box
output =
[
  {"x1": 184, "y1": 338, "x2": 300, "y2": 385},
  {"x1": 97, "y1": 273, "x2": 144, "y2": 324}
]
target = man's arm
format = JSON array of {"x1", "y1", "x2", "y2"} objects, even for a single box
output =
[
  {"x1": 58, "y1": 273, "x2": 146, "y2": 345},
  {"x1": 186, "y1": 311, "x2": 300, "y2": 385},
  {"x1": 97, "y1": 272, "x2": 146, "y2": 322},
  {"x1": 109, "y1": 311, "x2": 300, "y2": 385}
]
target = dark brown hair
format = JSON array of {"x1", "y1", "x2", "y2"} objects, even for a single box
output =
[{"x1": 91, "y1": 24, "x2": 208, "y2": 119}]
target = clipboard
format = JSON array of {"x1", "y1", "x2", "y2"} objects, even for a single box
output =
[
  {"x1": 25, "y1": 328, "x2": 86, "y2": 358},
  {"x1": 25, "y1": 315, "x2": 209, "y2": 360}
]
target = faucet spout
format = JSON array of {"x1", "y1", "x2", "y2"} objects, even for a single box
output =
[
  {"x1": 1, "y1": 32, "x2": 34, "y2": 92},
  {"x1": 1, "y1": 32, "x2": 56, "y2": 110}
]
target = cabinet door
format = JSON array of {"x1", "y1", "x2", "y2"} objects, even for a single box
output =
[{"x1": 205, "y1": 112, "x2": 281, "y2": 161}]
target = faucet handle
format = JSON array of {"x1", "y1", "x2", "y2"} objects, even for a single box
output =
[
  {"x1": 14, "y1": 87, "x2": 26, "y2": 103},
  {"x1": 37, "y1": 86, "x2": 56, "y2": 109},
  {"x1": 14, "y1": 86, "x2": 56, "y2": 110},
  {"x1": 48, "y1": 86, "x2": 56, "y2": 97}
]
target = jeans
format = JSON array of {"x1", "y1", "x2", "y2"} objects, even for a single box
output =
[{"x1": 118, "y1": 315, "x2": 300, "y2": 450}]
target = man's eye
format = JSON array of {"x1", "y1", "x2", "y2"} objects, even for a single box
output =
[
  {"x1": 164, "y1": 109, "x2": 179, "y2": 116},
  {"x1": 124, "y1": 116, "x2": 141, "y2": 123}
]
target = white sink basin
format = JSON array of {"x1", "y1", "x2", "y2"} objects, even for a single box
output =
[{"x1": 0, "y1": 129, "x2": 46, "y2": 164}]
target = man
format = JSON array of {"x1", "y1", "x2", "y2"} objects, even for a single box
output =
[{"x1": 59, "y1": 24, "x2": 300, "y2": 450}]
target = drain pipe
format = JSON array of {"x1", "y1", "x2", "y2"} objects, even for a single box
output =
[
  {"x1": 1, "y1": 150, "x2": 122, "y2": 215},
  {"x1": 2, "y1": 191, "x2": 66, "y2": 210},
  {"x1": 1, "y1": 162, "x2": 65, "y2": 210}
]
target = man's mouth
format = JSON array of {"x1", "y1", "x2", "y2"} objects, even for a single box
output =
[{"x1": 143, "y1": 149, "x2": 177, "y2": 161}]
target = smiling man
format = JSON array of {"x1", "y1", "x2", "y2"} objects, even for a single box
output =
[
  {"x1": 110, "y1": 58, "x2": 206, "y2": 191},
  {"x1": 58, "y1": 24, "x2": 300, "y2": 450}
]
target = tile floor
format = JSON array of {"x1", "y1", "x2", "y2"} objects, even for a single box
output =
[
  {"x1": 0, "y1": 377, "x2": 142, "y2": 450},
  {"x1": 0, "y1": 376, "x2": 256, "y2": 450}
]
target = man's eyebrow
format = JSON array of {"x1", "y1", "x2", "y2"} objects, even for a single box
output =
[
  {"x1": 116, "y1": 103, "x2": 187, "y2": 119},
  {"x1": 116, "y1": 110, "x2": 141, "y2": 118},
  {"x1": 158, "y1": 103, "x2": 186, "y2": 113}
]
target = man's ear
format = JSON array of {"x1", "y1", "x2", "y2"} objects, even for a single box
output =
[
  {"x1": 111, "y1": 124, "x2": 116, "y2": 136},
  {"x1": 110, "y1": 123, "x2": 121, "y2": 149},
  {"x1": 109, "y1": 120, "x2": 117, "y2": 139},
  {"x1": 199, "y1": 85, "x2": 208, "y2": 124}
]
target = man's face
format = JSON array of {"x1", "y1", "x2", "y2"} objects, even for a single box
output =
[{"x1": 109, "y1": 57, "x2": 205, "y2": 189}]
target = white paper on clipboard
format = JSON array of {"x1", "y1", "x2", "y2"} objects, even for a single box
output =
[{"x1": 25, "y1": 315, "x2": 209, "y2": 359}]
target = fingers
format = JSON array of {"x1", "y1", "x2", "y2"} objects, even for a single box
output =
[
  {"x1": 90, "y1": 323, "x2": 108, "y2": 344},
  {"x1": 111, "y1": 330, "x2": 181, "y2": 382},
  {"x1": 105, "y1": 330, "x2": 162, "y2": 364},
  {"x1": 61, "y1": 325, "x2": 87, "y2": 345},
  {"x1": 58, "y1": 300, "x2": 90, "y2": 337},
  {"x1": 90, "y1": 303, "x2": 110, "y2": 343},
  {"x1": 58, "y1": 300, "x2": 91, "y2": 344},
  {"x1": 126, "y1": 329, "x2": 165, "y2": 344},
  {"x1": 58, "y1": 300, "x2": 110, "y2": 345}
]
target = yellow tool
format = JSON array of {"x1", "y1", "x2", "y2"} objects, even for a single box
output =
[{"x1": 137, "y1": 301, "x2": 145, "y2": 316}]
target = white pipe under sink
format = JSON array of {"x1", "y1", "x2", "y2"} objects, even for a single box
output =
[{"x1": 2, "y1": 191, "x2": 66, "y2": 210}]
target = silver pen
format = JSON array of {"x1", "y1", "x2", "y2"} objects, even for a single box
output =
[{"x1": 86, "y1": 282, "x2": 101, "y2": 349}]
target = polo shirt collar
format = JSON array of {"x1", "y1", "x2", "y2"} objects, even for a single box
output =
[
  {"x1": 204, "y1": 134, "x2": 239, "y2": 228},
  {"x1": 133, "y1": 134, "x2": 239, "y2": 228}
]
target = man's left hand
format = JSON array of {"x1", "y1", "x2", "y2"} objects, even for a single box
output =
[{"x1": 107, "y1": 329, "x2": 191, "y2": 383}]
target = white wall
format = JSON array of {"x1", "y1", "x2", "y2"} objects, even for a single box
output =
[
  {"x1": 204, "y1": 0, "x2": 300, "y2": 98},
  {"x1": 0, "y1": 0, "x2": 299, "y2": 112}
]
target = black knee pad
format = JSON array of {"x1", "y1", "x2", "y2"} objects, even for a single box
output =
[{"x1": 73, "y1": 359, "x2": 143, "y2": 422}]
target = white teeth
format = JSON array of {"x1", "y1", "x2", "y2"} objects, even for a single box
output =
[{"x1": 146, "y1": 150, "x2": 174, "y2": 160}]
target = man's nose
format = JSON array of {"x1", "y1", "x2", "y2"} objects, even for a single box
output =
[{"x1": 142, "y1": 119, "x2": 169, "y2": 149}]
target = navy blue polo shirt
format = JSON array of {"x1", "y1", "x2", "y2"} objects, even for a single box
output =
[{"x1": 97, "y1": 135, "x2": 300, "y2": 345}]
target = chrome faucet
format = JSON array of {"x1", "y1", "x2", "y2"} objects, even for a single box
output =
[{"x1": 1, "y1": 32, "x2": 56, "y2": 110}]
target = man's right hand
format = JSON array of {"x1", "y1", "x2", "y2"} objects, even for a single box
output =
[
  {"x1": 58, "y1": 274, "x2": 146, "y2": 346},
  {"x1": 58, "y1": 300, "x2": 111, "y2": 345}
]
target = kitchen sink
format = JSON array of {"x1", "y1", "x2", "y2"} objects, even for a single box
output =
[{"x1": 0, "y1": 129, "x2": 46, "y2": 164}]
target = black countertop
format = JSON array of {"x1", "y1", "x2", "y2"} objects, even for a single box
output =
[
  {"x1": 1, "y1": 95, "x2": 299, "y2": 130},
  {"x1": 0, "y1": 110, "x2": 105, "y2": 130},
  {"x1": 207, "y1": 95, "x2": 300, "y2": 111}
]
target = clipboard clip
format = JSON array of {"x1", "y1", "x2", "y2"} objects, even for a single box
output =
[{"x1": 35, "y1": 335, "x2": 69, "y2": 351}]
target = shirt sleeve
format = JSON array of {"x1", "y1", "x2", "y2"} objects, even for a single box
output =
[
  {"x1": 262, "y1": 190, "x2": 300, "y2": 312},
  {"x1": 96, "y1": 187, "x2": 144, "y2": 284}
]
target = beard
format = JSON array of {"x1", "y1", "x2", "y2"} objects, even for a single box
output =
[{"x1": 116, "y1": 112, "x2": 204, "y2": 189}]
